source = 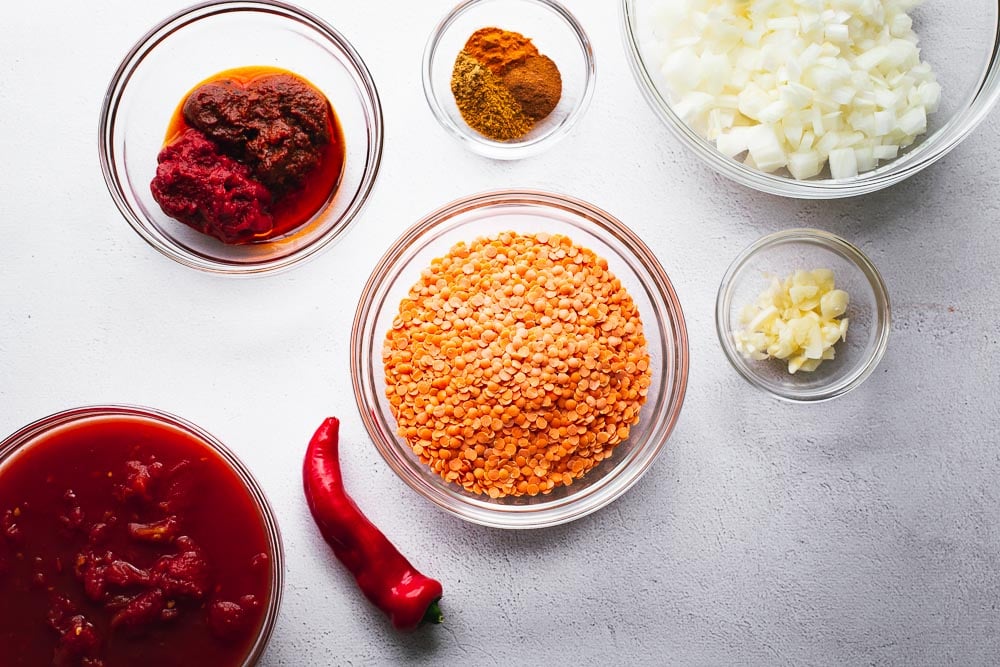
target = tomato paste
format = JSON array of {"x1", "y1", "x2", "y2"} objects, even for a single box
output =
[
  {"x1": 0, "y1": 415, "x2": 274, "y2": 666},
  {"x1": 150, "y1": 129, "x2": 274, "y2": 244},
  {"x1": 150, "y1": 66, "x2": 345, "y2": 245}
]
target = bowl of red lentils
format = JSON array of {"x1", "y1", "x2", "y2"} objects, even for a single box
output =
[{"x1": 351, "y1": 191, "x2": 688, "y2": 529}]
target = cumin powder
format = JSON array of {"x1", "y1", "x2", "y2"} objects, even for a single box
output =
[{"x1": 451, "y1": 51, "x2": 533, "y2": 142}]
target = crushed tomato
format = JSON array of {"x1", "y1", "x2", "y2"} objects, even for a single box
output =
[{"x1": 0, "y1": 415, "x2": 273, "y2": 667}]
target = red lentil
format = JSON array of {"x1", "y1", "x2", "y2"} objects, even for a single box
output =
[{"x1": 383, "y1": 232, "x2": 651, "y2": 498}]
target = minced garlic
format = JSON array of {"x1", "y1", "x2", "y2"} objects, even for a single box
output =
[{"x1": 735, "y1": 269, "x2": 849, "y2": 374}]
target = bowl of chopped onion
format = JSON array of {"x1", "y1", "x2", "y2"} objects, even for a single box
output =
[
  {"x1": 622, "y1": 0, "x2": 1000, "y2": 197},
  {"x1": 716, "y1": 229, "x2": 891, "y2": 402}
]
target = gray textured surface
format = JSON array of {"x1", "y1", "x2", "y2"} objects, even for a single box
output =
[{"x1": 2, "y1": 1, "x2": 1000, "y2": 665}]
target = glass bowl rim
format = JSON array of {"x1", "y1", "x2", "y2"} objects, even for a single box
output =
[
  {"x1": 98, "y1": 0, "x2": 385, "y2": 275},
  {"x1": 350, "y1": 189, "x2": 690, "y2": 529},
  {"x1": 620, "y1": 0, "x2": 1000, "y2": 199},
  {"x1": 715, "y1": 228, "x2": 892, "y2": 403},
  {"x1": 421, "y1": 0, "x2": 597, "y2": 160},
  {"x1": 0, "y1": 404, "x2": 284, "y2": 665}
]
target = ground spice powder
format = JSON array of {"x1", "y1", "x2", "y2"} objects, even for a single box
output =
[
  {"x1": 502, "y1": 54, "x2": 562, "y2": 120},
  {"x1": 451, "y1": 51, "x2": 533, "y2": 142},
  {"x1": 450, "y1": 27, "x2": 563, "y2": 142},
  {"x1": 463, "y1": 27, "x2": 539, "y2": 75}
]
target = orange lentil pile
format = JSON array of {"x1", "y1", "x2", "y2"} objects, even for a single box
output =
[{"x1": 383, "y1": 231, "x2": 652, "y2": 499}]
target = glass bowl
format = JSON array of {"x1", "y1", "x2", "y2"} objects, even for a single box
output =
[
  {"x1": 716, "y1": 229, "x2": 891, "y2": 402},
  {"x1": 351, "y1": 191, "x2": 688, "y2": 529},
  {"x1": 99, "y1": 0, "x2": 383, "y2": 274},
  {"x1": 622, "y1": 0, "x2": 1000, "y2": 198},
  {"x1": 422, "y1": 0, "x2": 596, "y2": 159},
  {"x1": 0, "y1": 405, "x2": 283, "y2": 665}
]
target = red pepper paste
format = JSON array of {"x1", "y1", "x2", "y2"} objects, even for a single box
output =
[
  {"x1": 151, "y1": 66, "x2": 346, "y2": 245},
  {"x1": 0, "y1": 415, "x2": 274, "y2": 666}
]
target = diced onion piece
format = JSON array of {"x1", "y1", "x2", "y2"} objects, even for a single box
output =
[
  {"x1": 854, "y1": 45, "x2": 888, "y2": 71},
  {"x1": 873, "y1": 144, "x2": 898, "y2": 160},
  {"x1": 788, "y1": 151, "x2": 823, "y2": 180},
  {"x1": 898, "y1": 106, "x2": 927, "y2": 136},
  {"x1": 716, "y1": 127, "x2": 752, "y2": 157},
  {"x1": 674, "y1": 92, "x2": 715, "y2": 122},
  {"x1": 874, "y1": 110, "x2": 896, "y2": 136},
  {"x1": 825, "y1": 24, "x2": 850, "y2": 42},
  {"x1": 829, "y1": 147, "x2": 859, "y2": 179},
  {"x1": 854, "y1": 146, "x2": 876, "y2": 173},
  {"x1": 661, "y1": 47, "x2": 701, "y2": 94},
  {"x1": 746, "y1": 125, "x2": 787, "y2": 172}
]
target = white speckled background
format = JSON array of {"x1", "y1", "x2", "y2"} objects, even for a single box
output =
[{"x1": 2, "y1": 1, "x2": 1000, "y2": 665}]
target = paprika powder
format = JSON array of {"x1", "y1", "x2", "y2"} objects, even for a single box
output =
[{"x1": 463, "y1": 27, "x2": 538, "y2": 75}]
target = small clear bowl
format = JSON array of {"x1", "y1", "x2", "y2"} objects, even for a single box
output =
[
  {"x1": 716, "y1": 229, "x2": 891, "y2": 402},
  {"x1": 422, "y1": 0, "x2": 596, "y2": 159},
  {"x1": 351, "y1": 191, "x2": 689, "y2": 529},
  {"x1": 99, "y1": 0, "x2": 384, "y2": 275},
  {"x1": 622, "y1": 0, "x2": 1000, "y2": 198},
  {"x1": 0, "y1": 405, "x2": 283, "y2": 665}
]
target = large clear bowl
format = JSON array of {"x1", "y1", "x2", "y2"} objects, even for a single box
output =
[
  {"x1": 622, "y1": 0, "x2": 1000, "y2": 198},
  {"x1": 0, "y1": 405, "x2": 284, "y2": 665},
  {"x1": 351, "y1": 191, "x2": 689, "y2": 529}
]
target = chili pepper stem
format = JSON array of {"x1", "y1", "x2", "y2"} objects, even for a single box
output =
[{"x1": 422, "y1": 599, "x2": 444, "y2": 625}]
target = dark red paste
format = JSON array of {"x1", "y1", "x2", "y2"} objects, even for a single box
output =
[
  {"x1": 0, "y1": 415, "x2": 273, "y2": 667},
  {"x1": 182, "y1": 73, "x2": 331, "y2": 193},
  {"x1": 150, "y1": 66, "x2": 345, "y2": 245},
  {"x1": 150, "y1": 129, "x2": 273, "y2": 244}
]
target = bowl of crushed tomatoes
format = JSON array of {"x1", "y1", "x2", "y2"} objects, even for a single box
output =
[
  {"x1": 100, "y1": 0, "x2": 383, "y2": 274},
  {"x1": 0, "y1": 405, "x2": 283, "y2": 666}
]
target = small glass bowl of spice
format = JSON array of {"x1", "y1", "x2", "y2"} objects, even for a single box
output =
[
  {"x1": 423, "y1": 0, "x2": 595, "y2": 159},
  {"x1": 716, "y1": 229, "x2": 891, "y2": 402}
]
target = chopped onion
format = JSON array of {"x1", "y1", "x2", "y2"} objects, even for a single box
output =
[{"x1": 647, "y1": 0, "x2": 940, "y2": 180}]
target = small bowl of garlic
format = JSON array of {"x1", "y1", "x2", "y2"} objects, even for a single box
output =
[{"x1": 716, "y1": 228, "x2": 890, "y2": 402}]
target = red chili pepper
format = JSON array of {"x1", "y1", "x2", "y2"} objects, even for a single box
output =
[{"x1": 302, "y1": 417, "x2": 443, "y2": 631}]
